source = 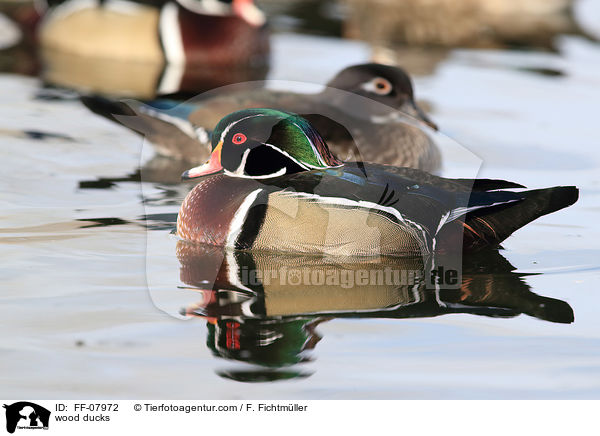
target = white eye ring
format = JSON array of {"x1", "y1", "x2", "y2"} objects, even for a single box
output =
[{"x1": 361, "y1": 77, "x2": 393, "y2": 95}]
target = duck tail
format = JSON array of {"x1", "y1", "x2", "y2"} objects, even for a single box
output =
[
  {"x1": 80, "y1": 95, "x2": 138, "y2": 126},
  {"x1": 461, "y1": 186, "x2": 579, "y2": 251},
  {"x1": 80, "y1": 95, "x2": 210, "y2": 161},
  {"x1": 80, "y1": 95, "x2": 195, "y2": 135}
]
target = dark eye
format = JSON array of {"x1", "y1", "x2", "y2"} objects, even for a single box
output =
[
  {"x1": 372, "y1": 78, "x2": 392, "y2": 95},
  {"x1": 232, "y1": 133, "x2": 247, "y2": 145}
]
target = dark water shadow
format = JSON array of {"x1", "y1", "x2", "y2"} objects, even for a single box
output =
[{"x1": 175, "y1": 242, "x2": 573, "y2": 382}]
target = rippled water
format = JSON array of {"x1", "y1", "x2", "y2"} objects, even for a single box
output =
[{"x1": 1, "y1": 29, "x2": 600, "y2": 398}]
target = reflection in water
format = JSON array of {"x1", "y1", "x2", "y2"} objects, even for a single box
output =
[
  {"x1": 175, "y1": 241, "x2": 573, "y2": 382},
  {"x1": 216, "y1": 369, "x2": 312, "y2": 383},
  {"x1": 40, "y1": 47, "x2": 270, "y2": 99}
]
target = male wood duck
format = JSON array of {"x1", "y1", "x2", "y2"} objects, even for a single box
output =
[
  {"x1": 81, "y1": 63, "x2": 441, "y2": 171},
  {"x1": 176, "y1": 108, "x2": 578, "y2": 257},
  {"x1": 39, "y1": 0, "x2": 269, "y2": 96}
]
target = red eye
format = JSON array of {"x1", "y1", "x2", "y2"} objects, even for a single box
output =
[{"x1": 232, "y1": 133, "x2": 247, "y2": 145}]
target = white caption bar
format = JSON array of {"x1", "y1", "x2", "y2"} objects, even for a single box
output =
[{"x1": 0, "y1": 400, "x2": 595, "y2": 435}]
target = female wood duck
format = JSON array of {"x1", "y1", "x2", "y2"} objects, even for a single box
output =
[
  {"x1": 176, "y1": 108, "x2": 578, "y2": 256},
  {"x1": 39, "y1": 0, "x2": 269, "y2": 95},
  {"x1": 81, "y1": 63, "x2": 441, "y2": 171}
]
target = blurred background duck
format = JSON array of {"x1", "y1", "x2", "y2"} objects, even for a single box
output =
[
  {"x1": 342, "y1": 0, "x2": 579, "y2": 49},
  {"x1": 82, "y1": 63, "x2": 441, "y2": 172},
  {"x1": 37, "y1": 0, "x2": 270, "y2": 98}
]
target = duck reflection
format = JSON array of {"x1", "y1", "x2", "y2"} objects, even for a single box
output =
[
  {"x1": 40, "y1": 46, "x2": 270, "y2": 99},
  {"x1": 175, "y1": 241, "x2": 573, "y2": 382}
]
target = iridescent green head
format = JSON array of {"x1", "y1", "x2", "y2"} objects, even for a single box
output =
[{"x1": 182, "y1": 109, "x2": 342, "y2": 180}]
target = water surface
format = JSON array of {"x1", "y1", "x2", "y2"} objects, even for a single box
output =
[{"x1": 1, "y1": 31, "x2": 599, "y2": 398}]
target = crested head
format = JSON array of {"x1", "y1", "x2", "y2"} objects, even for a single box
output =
[
  {"x1": 324, "y1": 63, "x2": 437, "y2": 130},
  {"x1": 182, "y1": 109, "x2": 342, "y2": 180}
]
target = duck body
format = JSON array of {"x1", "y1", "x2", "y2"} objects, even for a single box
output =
[
  {"x1": 81, "y1": 63, "x2": 440, "y2": 171},
  {"x1": 177, "y1": 162, "x2": 577, "y2": 257},
  {"x1": 40, "y1": 0, "x2": 269, "y2": 64},
  {"x1": 177, "y1": 165, "x2": 435, "y2": 257},
  {"x1": 175, "y1": 109, "x2": 578, "y2": 258}
]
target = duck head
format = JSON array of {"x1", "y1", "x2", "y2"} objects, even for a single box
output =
[
  {"x1": 182, "y1": 109, "x2": 342, "y2": 180},
  {"x1": 324, "y1": 63, "x2": 437, "y2": 130}
]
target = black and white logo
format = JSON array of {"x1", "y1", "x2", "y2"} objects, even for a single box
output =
[{"x1": 3, "y1": 402, "x2": 50, "y2": 434}]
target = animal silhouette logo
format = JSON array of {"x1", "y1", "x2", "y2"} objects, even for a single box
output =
[{"x1": 3, "y1": 402, "x2": 50, "y2": 433}]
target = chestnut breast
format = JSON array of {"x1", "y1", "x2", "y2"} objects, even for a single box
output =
[{"x1": 177, "y1": 175, "x2": 263, "y2": 246}]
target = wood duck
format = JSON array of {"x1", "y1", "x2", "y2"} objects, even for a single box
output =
[
  {"x1": 176, "y1": 108, "x2": 578, "y2": 257},
  {"x1": 81, "y1": 63, "x2": 441, "y2": 171},
  {"x1": 38, "y1": 0, "x2": 270, "y2": 96}
]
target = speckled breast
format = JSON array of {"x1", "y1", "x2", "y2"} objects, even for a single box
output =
[{"x1": 176, "y1": 175, "x2": 263, "y2": 246}]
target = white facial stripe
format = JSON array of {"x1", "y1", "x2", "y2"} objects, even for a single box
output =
[
  {"x1": 218, "y1": 113, "x2": 267, "y2": 145},
  {"x1": 289, "y1": 121, "x2": 325, "y2": 166},
  {"x1": 219, "y1": 113, "x2": 342, "y2": 178},
  {"x1": 232, "y1": 148, "x2": 251, "y2": 176},
  {"x1": 219, "y1": 115, "x2": 316, "y2": 178},
  {"x1": 227, "y1": 143, "x2": 318, "y2": 179},
  {"x1": 224, "y1": 167, "x2": 286, "y2": 179},
  {"x1": 264, "y1": 143, "x2": 312, "y2": 170},
  {"x1": 221, "y1": 115, "x2": 323, "y2": 165}
]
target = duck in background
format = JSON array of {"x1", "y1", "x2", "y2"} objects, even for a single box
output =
[
  {"x1": 0, "y1": 0, "x2": 43, "y2": 77},
  {"x1": 82, "y1": 63, "x2": 441, "y2": 172},
  {"x1": 343, "y1": 0, "x2": 578, "y2": 49},
  {"x1": 177, "y1": 108, "x2": 578, "y2": 257},
  {"x1": 38, "y1": 0, "x2": 270, "y2": 98}
]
